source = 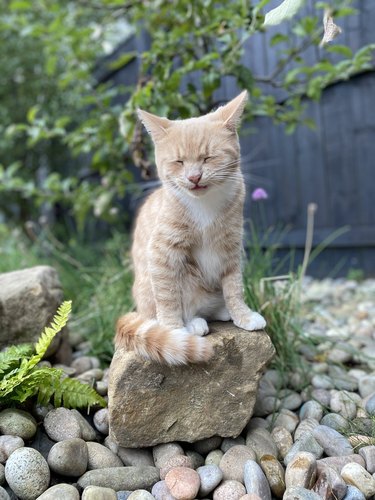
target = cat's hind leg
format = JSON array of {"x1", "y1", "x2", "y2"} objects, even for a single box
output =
[
  {"x1": 210, "y1": 305, "x2": 231, "y2": 322},
  {"x1": 186, "y1": 317, "x2": 209, "y2": 336}
]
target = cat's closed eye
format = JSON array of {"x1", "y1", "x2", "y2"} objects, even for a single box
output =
[
  {"x1": 203, "y1": 157, "x2": 212, "y2": 163},
  {"x1": 175, "y1": 160, "x2": 184, "y2": 165}
]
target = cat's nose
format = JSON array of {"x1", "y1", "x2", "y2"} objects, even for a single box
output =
[{"x1": 187, "y1": 173, "x2": 202, "y2": 185}]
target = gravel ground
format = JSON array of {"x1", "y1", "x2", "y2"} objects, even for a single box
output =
[{"x1": 0, "y1": 277, "x2": 374, "y2": 500}]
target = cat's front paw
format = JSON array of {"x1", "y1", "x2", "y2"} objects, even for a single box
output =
[
  {"x1": 186, "y1": 317, "x2": 209, "y2": 336},
  {"x1": 234, "y1": 312, "x2": 266, "y2": 331}
]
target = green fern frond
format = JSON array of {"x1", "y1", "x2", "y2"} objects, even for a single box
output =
[
  {"x1": 53, "y1": 377, "x2": 107, "y2": 409},
  {"x1": 35, "y1": 300, "x2": 72, "y2": 358},
  {"x1": 22, "y1": 300, "x2": 72, "y2": 374},
  {"x1": 0, "y1": 300, "x2": 106, "y2": 410},
  {"x1": 0, "y1": 344, "x2": 33, "y2": 375}
]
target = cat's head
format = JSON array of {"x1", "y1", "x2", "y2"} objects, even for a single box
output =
[{"x1": 137, "y1": 91, "x2": 247, "y2": 198}]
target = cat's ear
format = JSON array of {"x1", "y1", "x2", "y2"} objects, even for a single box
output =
[
  {"x1": 211, "y1": 90, "x2": 248, "y2": 131},
  {"x1": 137, "y1": 109, "x2": 171, "y2": 142}
]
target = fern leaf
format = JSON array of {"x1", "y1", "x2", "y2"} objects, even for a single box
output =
[
  {"x1": 54, "y1": 377, "x2": 106, "y2": 409},
  {"x1": 25, "y1": 300, "x2": 72, "y2": 371},
  {"x1": 0, "y1": 344, "x2": 32, "y2": 376}
]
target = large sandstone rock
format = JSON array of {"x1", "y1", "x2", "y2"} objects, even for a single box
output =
[
  {"x1": 108, "y1": 322, "x2": 275, "y2": 447},
  {"x1": 0, "y1": 266, "x2": 65, "y2": 355}
]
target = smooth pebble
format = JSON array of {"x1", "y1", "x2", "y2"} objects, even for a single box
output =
[
  {"x1": 197, "y1": 464, "x2": 223, "y2": 496},
  {"x1": 243, "y1": 460, "x2": 271, "y2": 500},
  {"x1": 5, "y1": 447, "x2": 50, "y2": 500}
]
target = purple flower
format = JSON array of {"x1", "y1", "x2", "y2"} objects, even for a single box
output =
[{"x1": 251, "y1": 187, "x2": 268, "y2": 201}]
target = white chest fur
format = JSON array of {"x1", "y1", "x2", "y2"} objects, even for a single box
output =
[{"x1": 193, "y1": 234, "x2": 223, "y2": 287}]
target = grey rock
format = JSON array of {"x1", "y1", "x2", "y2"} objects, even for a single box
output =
[
  {"x1": 36, "y1": 484, "x2": 80, "y2": 500},
  {"x1": 259, "y1": 454, "x2": 286, "y2": 498},
  {"x1": 294, "y1": 418, "x2": 320, "y2": 442},
  {"x1": 328, "y1": 346, "x2": 352, "y2": 364},
  {"x1": 82, "y1": 486, "x2": 117, "y2": 500},
  {"x1": 285, "y1": 452, "x2": 317, "y2": 489},
  {"x1": 342, "y1": 485, "x2": 366, "y2": 500},
  {"x1": 118, "y1": 448, "x2": 154, "y2": 467},
  {"x1": 127, "y1": 491, "x2": 154, "y2": 500},
  {"x1": 70, "y1": 410, "x2": 97, "y2": 441},
  {"x1": 283, "y1": 486, "x2": 322, "y2": 499},
  {"x1": 109, "y1": 324, "x2": 274, "y2": 446},
  {"x1": 246, "y1": 417, "x2": 269, "y2": 432},
  {"x1": 197, "y1": 465, "x2": 223, "y2": 496},
  {"x1": 312, "y1": 465, "x2": 347, "y2": 500},
  {"x1": 299, "y1": 401, "x2": 323, "y2": 422},
  {"x1": 246, "y1": 428, "x2": 278, "y2": 461},
  {"x1": 205, "y1": 449, "x2": 223, "y2": 466},
  {"x1": 87, "y1": 442, "x2": 123, "y2": 469},
  {"x1": 271, "y1": 409, "x2": 299, "y2": 434},
  {"x1": 341, "y1": 462, "x2": 375, "y2": 497},
  {"x1": 311, "y1": 389, "x2": 331, "y2": 406},
  {"x1": 312, "y1": 425, "x2": 353, "y2": 457},
  {"x1": 320, "y1": 413, "x2": 348, "y2": 432},
  {"x1": 262, "y1": 370, "x2": 284, "y2": 390},
  {"x1": 152, "y1": 443, "x2": 184, "y2": 468},
  {"x1": 317, "y1": 455, "x2": 365, "y2": 475},
  {"x1": 32, "y1": 403, "x2": 54, "y2": 421},
  {"x1": 5, "y1": 447, "x2": 50, "y2": 500},
  {"x1": 0, "y1": 435, "x2": 24, "y2": 463},
  {"x1": 0, "y1": 488, "x2": 9, "y2": 500},
  {"x1": 253, "y1": 396, "x2": 280, "y2": 417},
  {"x1": 77, "y1": 368, "x2": 104, "y2": 383},
  {"x1": 359, "y1": 445, "x2": 375, "y2": 474},
  {"x1": 311, "y1": 375, "x2": 334, "y2": 390},
  {"x1": 151, "y1": 481, "x2": 175, "y2": 500},
  {"x1": 284, "y1": 432, "x2": 323, "y2": 465},
  {"x1": 0, "y1": 409, "x2": 37, "y2": 440},
  {"x1": 116, "y1": 493, "x2": 132, "y2": 500},
  {"x1": 333, "y1": 375, "x2": 358, "y2": 392},
  {"x1": 78, "y1": 466, "x2": 160, "y2": 492},
  {"x1": 221, "y1": 436, "x2": 245, "y2": 453},
  {"x1": 220, "y1": 445, "x2": 256, "y2": 483},
  {"x1": 47, "y1": 438, "x2": 88, "y2": 476},
  {"x1": 271, "y1": 426, "x2": 293, "y2": 460},
  {"x1": 185, "y1": 450, "x2": 204, "y2": 469},
  {"x1": 71, "y1": 356, "x2": 100, "y2": 375},
  {"x1": 243, "y1": 460, "x2": 271, "y2": 500},
  {"x1": 365, "y1": 393, "x2": 375, "y2": 416},
  {"x1": 213, "y1": 479, "x2": 246, "y2": 500},
  {"x1": 0, "y1": 464, "x2": 4, "y2": 485},
  {"x1": 96, "y1": 381, "x2": 108, "y2": 396},
  {"x1": 93, "y1": 409, "x2": 109, "y2": 435},
  {"x1": 160, "y1": 455, "x2": 194, "y2": 480},
  {"x1": 359, "y1": 375, "x2": 375, "y2": 398},
  {"x1": 330, "y1": 391, "x2": 359, "y2": 420},
  {"x1": 193, "y1": 436, "x2": 222, "y2": 455},
  {"x1": 0, "y1": 266, "x2": 63, "y2": 351},
  {"x1": 279, "y1": 390, "x2": 303, "y2": 411},
  {"x1": 104, "y1": 436, "x2": 119, "y2": 455},
  {"x1": 44, "y1": 408, "x2": 81, "y2": 441}
]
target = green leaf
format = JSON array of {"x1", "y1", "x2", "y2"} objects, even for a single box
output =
[
  {"x1": 9, "y1": 0, "x2": 31, "y2": 10},
  {"x1": 108, "y1": 52, "x2": 137, "y2": 71},
  {"x1": 26, "y1": 106, "x2": 39, "y2": 124},
  {"x1": 270, "y1": 33, "x2": 289, "y2": 46},
  {"x1": 264, "y1": 0, "x2": 305, "y2": 27}
]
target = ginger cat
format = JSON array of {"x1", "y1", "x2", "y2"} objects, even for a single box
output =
[{"x1": 115, "y1": 91, "x2": 266, "y2": 365}]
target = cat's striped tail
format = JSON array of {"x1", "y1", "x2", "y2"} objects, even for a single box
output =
[{"x1": 115, "y1": 312, "x2": 213, "y2": 365}]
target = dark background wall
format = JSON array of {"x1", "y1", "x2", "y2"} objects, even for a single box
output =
[{"x1": 98, "y1": 1, "x2": 375, "y2": 277}]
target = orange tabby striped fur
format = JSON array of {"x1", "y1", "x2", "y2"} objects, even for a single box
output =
[{"x1": 115, "y1": 91, "x2": 266, "y2": 365}]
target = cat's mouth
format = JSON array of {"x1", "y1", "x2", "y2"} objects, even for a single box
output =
[{"x1": 190, "y1": 184, "x2": 208, "y2": 191}]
